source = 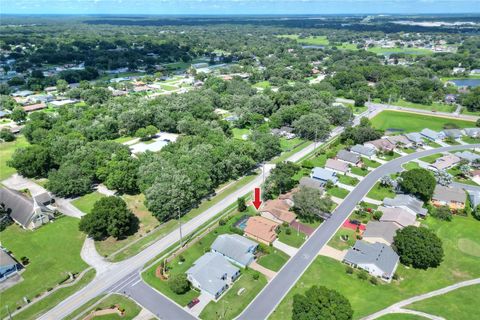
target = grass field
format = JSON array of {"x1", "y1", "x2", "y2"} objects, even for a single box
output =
[
  {"x1": 71, "y1": 191, "x2": 105, "y2": 214},
  {"x1": 327, "y1": 228, "x2": 356, "y2": 250},
  {"x1": 253, "y1": 81, "x2": 271, "y2": 89},
  {"x1": 277, "y1": 225, "x2": 306, "y2": 248},
  {"x1": 367, "y1": 47, "x2": 433, "y2": 56},
  {"x1": 200, "y1": 269, "x2": 267, "y2": 320},
  {"x1": 280, "y1": 137, "x2": 304, "y2": 152},
  {"x1": 338, "y1": 174, "x2": 360, "y2": 186},
  {"x1": 279, "y1": 34, "x2": 329, "y2": 45},
  {"x1": 0, "y1": 217, "x2": 87, "y2": 318},
  {"x1": 402, "y1": 162, "x2": 420, "y2": 170},
  {"x1": 0, "y1": 135, "x2": 29, "y2": 180},
  {"x1": 257, "y1": 249, "x2": 290, "y2": 272},
  {"x1": 393, "y1": 99, "x2": 455, "y2": 113},
  {"x1": 232, "y1": 128, "x2": 251, "y2": 140},
  {"x1": 406, "y1": 284, "x2": 479, "y2": 320},
  {"x1": 271, "y1": 214, "x2": 480, "y2": 320},
  {"x1": 419, "y1": 153, "x2": 442, "y2": 164},
  {"x1": 326, "y1": 186, "x2": 350, "y2": 199},
  {"x1": 70, "y1": 294, "x2": 141, "y2": 320},
  {"x1": 366, "y1": 182, "x2": 395, "y2": 201},
  {"x1": 371, "y1": 111, "x2": 475, "y2": 133}
]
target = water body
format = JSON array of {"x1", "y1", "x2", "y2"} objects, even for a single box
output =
[
  {"x1": 302, "y1": 45, "x2": 325, "y2": 49},
  {"x1": 449, "y1": 79, "x2": 480, "y2": 88}
]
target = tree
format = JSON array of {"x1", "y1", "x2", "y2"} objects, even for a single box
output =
[
  {"x1": 431, "y1": 205, "x2": 453, "y2": 221},
  {"x1": 293, "y1": 113, "x2": 330, "y2": 140},
  {"x1": 473, "y1": 205, "x2": 480, "y2": 221},
  {"x1": 10, "y1": 107, "x2": 27, "y2": 123},
  {"x1": 46, "y1": 164, "x2": 93, "y2": 197},
  {"x1": 434, "y1": 170, "x2": 453, "y2": 186},
  {"x1": 379, "y1": 175, "x2": 394, "y2": 187},
  {"x1": 399, "y1": 168, "x2": 436, "y2": 201},
  {"x1": 79, "y1": 196, "x2": 137, "y2": 240},
  {"x1": 292, "y1": 186, "x2": 334, "y2": 221},
  {"x1": 56, "y1": 79, "x2": 69, "y2": 93},
  {"x1": 292, "y1": 285, "x2": 353, "y2": 320},
  {"x1": 0, "y1": 203, "x2": 13, "y2": 232},
  {"x1": 8, "y1": 145, "x2": 54, "y2": 178},
  {"x1": 168, "y1": 274, "x2": 190, "y2": 294},
  {"x1": 393, "y1": 226, "x2": 444, "y2": 269},
  {"x1": 100, "y1": 159, "x2": 139, "y2": 194},
  {"x1": 262, "y1": 162, "x2": 300, "y2": 200},
  {"x1": 237, "y1": 197, "x2": 247, "y2": 212},
  {"x1": 0, "y1": 128, "x2": 15, "y2": 142}
]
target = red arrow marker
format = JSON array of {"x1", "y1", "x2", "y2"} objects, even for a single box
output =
[{"x1": 252, "y1": 187, "x2": 262, "y2": 210}]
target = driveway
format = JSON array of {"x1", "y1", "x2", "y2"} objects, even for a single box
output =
[
  {"x1": 249, "y1": 261, "x2": 277, "y2": 281},
  {"x1": 186, "y1": 293, "x2": 212, "y2": 317},
  {"x1": 273, "y1": 239, "x2": 298, "y2": 256},
  {"x1": 3, "y1": 174, "x2": 47, "y2": 196},
  {"x1": 318, "y1": 245, "x2": 346, "y2": 262}
]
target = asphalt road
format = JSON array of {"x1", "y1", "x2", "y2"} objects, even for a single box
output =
[{"x1": 237, "y1": 143, "x2": 480, "y2": 320}]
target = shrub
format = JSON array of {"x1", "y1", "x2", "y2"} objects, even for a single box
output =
[
  {"x1": 237, "y1": 197, "x2": 247, "y2": 212},
  {"x1": 431, "y1": 205, "x2": 452, "y2": 221},
  {"x1": 285, "y1": 227, "x2": 292, "y2": 235},
  {"x1": 357, "y1": 271, "x2": 368, "y2": 280},
  {"x1": 252, "y1": 273, "x2": 260, "y2": 280},
  {"x1": 345, "y1": 266, "x2": 354, "y2": 274},
  {"x1": 168, "y1": 274, "x2": 190, "y2": 295},
  {"x1": 218, "y1": 218, "x2": 226, "y2": 226},
  {"x1": 369, "y1": 276, "x2": 378, "y2": 285},
  {"x1": 20, "y1": 256, "x2": 29, "y2": 265},
  {"x1": 178, "y1": 255, "x2": 185, "y2": 263},
  {"x1": 373, "y1": 211, "x2": 383, "y2": 220}
]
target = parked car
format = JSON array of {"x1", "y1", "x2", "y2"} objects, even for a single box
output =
[
  {"x1": 188, "y1": 298, "x2": 200, "y2": 308},
  {"x1": 350, "y1": 219, "x2": 361, "y2": 226}
]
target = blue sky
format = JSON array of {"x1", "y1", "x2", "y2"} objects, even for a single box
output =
[{"x1": 2, "y1": 0, "x2": 479, "y2": 15}]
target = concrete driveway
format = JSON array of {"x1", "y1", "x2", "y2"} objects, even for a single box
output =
[
  {"x1": 3, "y1": 174, "x2": 47, "y2": 196},
  {"x1": 186, "y1": 293, "x2": 212, "y2": 317},
  {"x1": 273, "y1": 239, "x2": 298, "y2": 256}
]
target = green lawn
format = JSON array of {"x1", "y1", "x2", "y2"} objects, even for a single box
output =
[
  {"x1": 113, "y1": 135, "x2": 135, "y2": 143},
  {"x1": 379, "y1": 152, "x2": 401, "y2": 161},
  {"x1": 327, "y1": 228, "x2": 356, "y2": 251},
  {"x1": 0, "y1": 217, "x2": 88, "y2": 318},
  {"x1": 371, "y1": 111, "x2": 475, "y2": 133},
  {"x1": 393, "y1": 99, "x2": 455, "y2": 113},
  {"x1": 366, "y1": 182, "x2": 395, "y2": 201},
  {"x1": 462, "y1": 136, "x2": 480, "y2": 144},
  {"x1": 279, "y1": 34, "x2": 329, "y2": 46},
  {"x1": 253, "y1": 81, "x2": 271, "y2": 89},
  {"x1": 338, "y1": 174, "x2": 360, "y2": 186},
  {"x1": 367, "y1": 47, "x2": 433, "y2": 56},
  {"x1": 271, "y1": 214, "x2": 480, "y2": 320},
  {"x1": 232, "y1": 128, "x2": 251, "y2": 140},
  {"x1": 425, "y1": 140, "x2": 442, "y2": 148},
  {"x1": 280, "y1": 137, "x2": 304, "y2": 152},
  {"x1": 447, "y1": 166, "x2": 479, "y2": 186},
  {"x1": 160, "y1": 84, "x2": 177, "y2": 91},
  {"x1": 326, "y1": 186, "x2": 350, "y2": 199},
  {"x1": 406, "y1": 284, "x2": 479, "y2": 320},
  {"x1": 377, "y1": 314, "x2": 425, "y2": 320},
  {"x1": 0, "y1": 135, "x2": 30, "y2": 180},
  {"x1": 362, "y1": 157, "x2": 381, "y2": 168},
  {"x1": 200, "y1": 269, "x2": 268, "y2": 320},
  {"x1": 402, "y1": 162, "x2": 420, "y2": 170},
  {"x1": 351, "y1": 166, "x2": 369, "y2": 176},
  {"x1": 70, "y1": 294, "x2": 141, "y2": 320},
  {"x1": 257, "y1": 249, "x2": 290, "y2": 272},
  {"x1": 277, "y1": 225, "x2": 306, "y2": 248},
  {"x1": 71, "y1": 192, "x2": 106, "y2": 214},
  {"x1": 419, "y1": 153, "x2": 442, "y2": 164}
]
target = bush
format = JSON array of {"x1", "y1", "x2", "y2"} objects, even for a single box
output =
[
  {"x1": 285, "y1": 227, "x2": 292, "y2": 235},
  {"x1": 20, "y1": 256, "x2": 29, "y2": 265},
  {"x1": 392, "y1": 272, "x2": 399, "y2": 281},
  {"x1": 178, "y1": 255, "x2": 185, "y2": 263},
  {"x1": 237, "y1": 197, "x2": 247, "y2": 212},
  {"x1": 373, "y1": 211, "x2": 383, "y2": 221},
  {"x1": 168, "y1": 274, "x2": 190, "y2": 295},
  {"x1": 369, "y1": 276, "x2": 378, "y2": 285},
  {"x1": 252, "y1": 273, "x2": 260, "y2": 280},
  {"x1": 0, "y1": 128, "x2": 15, "y2": 142},
  {"x1": 345, "y1": 266, "x2": 354, "y2": 274},
  {"x1": 431, "y1": 205, "x2": 452, "y2": 221},
  {"x1": 357, "y1": 271, "x2": 368, "y2": 280},
  {"x1": 218, "y1": 218, "x2": 226, "y2": 226}
]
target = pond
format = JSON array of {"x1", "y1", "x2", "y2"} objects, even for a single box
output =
[
  {"x1": 302, "y1": 45, "x2": 325, "y2": 49},
  {"x1": 448, "y1": 78, "x2": 480, "y2": 88}
]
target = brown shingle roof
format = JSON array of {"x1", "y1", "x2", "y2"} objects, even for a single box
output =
[
  {"x1": 260, "y1": 199, "x2": 296, "y2": 224},
  {"x1": 244, "y1": 216, "x2": 279, "y2": 243}
]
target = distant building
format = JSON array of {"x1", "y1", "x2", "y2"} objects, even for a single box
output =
[
  {"x1": 336, "y1": 150, "x2": 361, "y2": 165},
  {"x1": 364, "y1": 139, "x2": 395, "y2": 152},
  {"x1": 442, "y1": 129, "x2": 463, "y2": 139},
  {"x1": 385, "y1": 135, "x2": 412, "y2": 148},
  {"x1": 429, "y1": 154, "x2": 461, "y2": 171},
  {"x1": 444, "y1": 94, "x2": 457, "y2": 104},
  {"x1": 464, "y1": 128, "x2": 480, "y2": 138},
  {"x1": 325, "y1": 159, "x2": 349, "y2": 174},
  {"x1": 404, "y1": 133, "x2": 424, "y2": 145},
  {"x1": 420, "y1": 129, "x2": 445, "y2": 141},
  {"x1": 454, "y1": 151, "x2": 480, "y2": 163}
]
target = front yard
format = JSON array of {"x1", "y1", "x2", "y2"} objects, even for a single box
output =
[
  {"x1": 326, "y1": 186, "x2": 350, "y2": 199},
  {"x1": 327, "y1": 228, "x2": 356, "y2": 251},
  {"x1": 71, "y1": 192, "x2": 105, "y2": 214},
  {"x1": 366, "y1": 182, "x2": 395, "y2": 201},
  {"x1": 338, "y1": 174, "x2": 360, "y2": 186},
  {"x1": 277, "y1": 225, "x2": 306, "y2": 248},
  {"x1": 257, "y1": 249, "x2": 290, "y2": 272}
]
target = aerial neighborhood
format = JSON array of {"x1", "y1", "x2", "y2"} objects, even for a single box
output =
[{"x1": 1, "y1": 10, "x2": 479, "y2": 320}]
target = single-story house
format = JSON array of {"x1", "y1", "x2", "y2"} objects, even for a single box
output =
[
  {"x1": 0, "y1": 187, "x2": 55, "y2": 230},
  {"x1": 454, "y1": 151, "x2": 480, "y2": 163},
  {"x1": 350, "y1": 144, "x2": 376, "y2": 159},
  {"x1": 363, "y1": 221, "x2": 400, "y2": 245},
  {"x1": 442, "y1": 129, "x2": 463, "y2": 139},
  {"x1": 429, "y1": 154, "x2": 461, "y2": 171},
  {"x1": 404, "y1": 132, "x2": 424, "y2": 145},
  {"x1": 325, "y1": 159, "x2": 349, "y2": 174},
  {"x1": 343, "y1": 240, "x2": 399, "y2": 282},
  {"x1": 420, "y1": 128, "x2": 445, "y2": 141},
  {"x1": 444, "y1": 94, "x2": 458, "y2": 104},
  {"x1": 364, "y1": 139, "x2": 395, "y2": 152},
  {"x1": 299, "y1": 177, "x2": 324, "y2": 191},
  {"x1": 464, "y1": 128, "x2": 480, "y2": 138},
  {"x1": 311, "y1": 167, "x2": 338, "y2": 185},
  {"x1": 0, "y1": 110, "x2": 11, "y2": 118},
  {"x1": 336, "y1": 150, "x2": 361, "y2": 166},
  {"x1": 211, "y1": 234, "x2": 258, "y2": 268},
  {"x1": 385, "y1": 135, "x2": 412, "y2": 148},
  {"x1": 383, "y1": 194, "x2": 428, "y2": 217},
  {"x1": 468, "y1": 190, "x2": 480, "y2": 209},
  {"x1": 378, "y1": 206, "x2": 418, "y2": 228},
  {"x1": 0, "y1": 249, "x2": 20, "y2": 282},
  {"x1": 186, "y1": 252, "x2": 240, "y2": 299},
  {"x1": 432, "y1": 185, "x2": 466, "y2": 210},
  {"x1": 12, "y1": 90, "x2": 34, "y2": 97},
  {"x1": 260, "y1": 198, "x2": 297, "y2": 224},
  {"x1": 272, "y1": 126, "x2": 296, "y2": 139},
  {"x1": 244, "y1": 216, "x2": 279, "y2": 245},
  {"x1": 23, "y1": 102, "x2": 47, "y2": 112},
  {"x1": 50, "y1": 99, "x2": 77, "y2": 107}
]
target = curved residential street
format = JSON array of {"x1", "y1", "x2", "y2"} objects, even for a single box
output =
[{"x1": 237, "y1": 143, "x2": 480, "y2": 320}]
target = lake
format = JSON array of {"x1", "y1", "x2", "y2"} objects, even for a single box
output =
[
  {"x1": 302, "y1": 45, "x2": 325, "y2": 49},
  {"x1": 449, "y1": 79, "x2": 480, "y2": 88}
]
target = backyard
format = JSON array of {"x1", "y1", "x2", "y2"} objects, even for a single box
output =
[{"x1": 271, "y1": 214, "x2": 480, "y2": 320}]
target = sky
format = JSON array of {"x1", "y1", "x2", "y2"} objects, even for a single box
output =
[{"x1": 1, "y1": 0, "x2": 480, "y2": 15}]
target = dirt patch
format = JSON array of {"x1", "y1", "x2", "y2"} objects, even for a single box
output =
[{"x1": 457, "y1": 238, "x2": 480, "y2": 258}]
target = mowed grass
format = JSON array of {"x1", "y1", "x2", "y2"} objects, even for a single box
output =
[
  {"x1": 326, "y1": 186, "x2": 350, "y2": 199},
  {"x1": 327, "y1": 227, "x2": 356, "y2": 251},
  {"x1": 277, "y1": 225, "x2": 306, "y2": 248},
  {"x1": 278, "y1": 34, "x2": 329, "y2": 45},
  {"x1": 371, "y1": 111, "x2": 475, "y2": 133},
  {"x1": 0, "y1": 135, "x2": 29, "y2": 180},
  {"x1": 393, "y1": 99, "x2": 455, "y2": 113},
  {"x1": 406, "y1": 284, "x2": 480, "y2": 320},
  {"x1": 419, "y1": 153, "x2": 443, "y2": 164},
  {"x1": 366, "y1": 182, "x2": 395, "y2": 201},
  {"x1": 257, "y1": 249, "x2": 290, "y2": 272},
  {"x1": 270, "y1": 215, "x2": 480, "y2": 320},
  {"x1": 71, "y1": 191, "x2": 106, "y2": 214},
  {"x1": 71, "y1": 294, "x2": 141, "y2": 320},
  {"x1": 0, "y1": 217, "x2": 87, "y2": 317},
  {"x1": 367, "y1": 47, "x2": 433, "y2": 56}
]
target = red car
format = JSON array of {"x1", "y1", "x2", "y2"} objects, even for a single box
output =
[{"x1": 188, "y1": 298, "x2": 200, "y2": 308}]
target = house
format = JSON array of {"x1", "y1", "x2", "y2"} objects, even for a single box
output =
[
  {"x1": 272, "y1": 126, "x2": 296, "y2": 139},
  {"x1": 12, "y1": 90, "x2": 34, "y2": 97},
  {"x1": 432, "y1": 185, "x2": 466, "y2": 210},
  {"x1": 464, "y1": 128, "x2": 480, "y2": 138},
  {"x1": 299, "y1": 177, "x2": 324, "y2": 191},
  {"x1": 383, "y1": 194, "x2": 428, "y2": 217},
  {"x1": 0, "y1": 249, "x2": 19, "y2": 282},
  {"x1": 50, "y1": 99, "x2": 77, "y2": 107},
  {"x1": 444, "y1": 94, "x2": 457, "y2": 104},
  {"x1": 430, "y1": 154, "x2": 461, "y2": 171},
  {"x1": 310, "y1": 167, "x2": 338, "y2": 185},
  {"x1": 420, "y1": 128, "x2": 445, "y2": 141},
  {"x1": 454, "y1": 151, "x2": 480, "y2": 163},
  {"x1": 244, "y1": 216, "x2": 279, "y2": 245},
  {"x1": 378, "y1": 206, "x2": 418, "y2": 228},
  {"x1": 211, "y1": 234, "x2": 258, "y2": 268},
  {"x1": 467, "y1": 190, "x2": 480, "y2": 209},
  {"x1": 404, "y1": 132, "x2": 424, "y2": 145},
  {"x1": 336, "y1": 150, "x2": 361, "y2": 165},
  {"x1": 0, "y1": 187, "x2": 55, "y2": 230},
  {"x1": 442, "y1": 129, "x2": 463, "y2": 139},
  {"x1": 364, "y1": 139, "x2": 395, "y2": 152},
  {"x1": 453, "y1": 67, "x2": 466, "y2": 74},
  {"x1": 325, "y1": 159, "x2": 349, "y2": 174},
  {"x1": 186, "y1": 252, "x2": 240, "y2": 299},
  {"x1": 385, "y1": 135, "x2": 412, "y2": 148},
  {"x1": 350, "y1": 144, "x2": 376, "y2": 158},
  {"x1": 343, "y1": 240, "x2": 399, "y2": 282},
  {"x1": 23, "y1": 102, "x2": 47, "y2": 112},
  {"x1": 260, "y1": 198, "x2": 297, "y2": 224},
  {"x1": 363, "y1": 221, "x2": 400, "y2": 245}
]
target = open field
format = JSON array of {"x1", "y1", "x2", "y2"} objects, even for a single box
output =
[
  {"x1": 367, "y1": 47, "x2": 433, "y2": 56},
  {"x1": 0, "y1": 217, "x2": 88, "y2": 318},
  {"x1": 71, "y1": 191, "x2": 105, "y2": 214},
  {"x1": 279, "y1": 34, "x2": 329, "y2": 46},
  {"x1": 406, "y1": 284, "x2": 480, "y2": 320},
  {"x1": 271, "y1": 214, "x2": 480, "y2": 320},
  {"x1": 0, "y1": 135, "x2": 29, "y2": 180},
  {"x1": 393, "y1": 99, "x2": 455, "y2": 113},
  {"x1": 371, "y1": 110, "x2": 475, "y2": 133}
]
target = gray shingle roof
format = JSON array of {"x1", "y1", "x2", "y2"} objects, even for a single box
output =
[
  {"x1": 454, "y1": 151, "x2": 480, "y2": 162},
  {"x1": 0, "y1": 249, "x2": 17, "y2": 268},
  {"x1": 211, "y1": 234, "x2": 257, "y2": 266},
  {"x1": 433, "y1": 185, "x2": 466, "y2": 204},
  {"x1": 336, "y1": 150, "x2": 360, "y2": 164},
  {"x1": 311, "y1": 167, "x2": 338, "y2": 183},
  {"x1": 363, "y1": 221, "x2": 400, "y2": 244},
  {"x1": 468, "y1": 190, "x2": 480, "y2": 208},
  {"x1": 350, "y1": 144, "x2": 376, "y2": 157},
  {"x1": 299, "y1": 177, "x2": 324, "y2": 191},
  {"x1": 420, "y1": 128, "x2": 443, "y2": 141},
  {"x1": 442, "y1": 129, "x2": 463, "y2": 138},
  {"x1": 464, "y1": 128, "x2": 480, "y2": 137},
  {"x1": 0, "y1": 187, "x2": 35, "y2": 227},
  {"x1": 383, "y1": 194, "x2": 428, "y2": 216},
  {"x1": 379, "y1": 206, "x2": 417, "y2": 227},
  {"x1": 404, "y1": 132, "x2": 423, "y2": 144},
  {"x1": 344, "y1": 240, "x2": 399, "y2": 279}
]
